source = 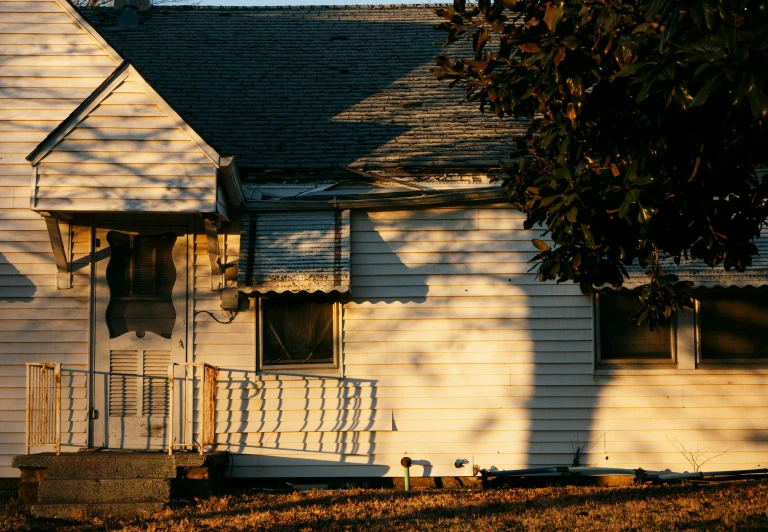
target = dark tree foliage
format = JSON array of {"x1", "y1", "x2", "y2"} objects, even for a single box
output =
[{"x1": 433, "y1": 0, "x2": 768, "y2": 328}]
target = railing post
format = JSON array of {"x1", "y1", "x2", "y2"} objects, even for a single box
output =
[
  {"x1": 167, "y1": 362, "x2": 218, "y2": 456},
  {"x1": 25, "y1": 363, "x2": 62, "y2": 455},
  {"x1": 167, "y1": 362, "x2": 175, "y2": 456},
  {"x1": 55, "y1": 363, "x2": 61, "y2": 456},
  {"x1": 25, "y1": 365, "x2": 30, "y2": 456}
]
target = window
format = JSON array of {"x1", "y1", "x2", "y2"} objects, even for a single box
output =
[
  {"x1": 257, "y1": 295, "x2": 341, "y2": 370},
  {"x1": 596, "y1": 292, "x2": 675, "y2": 365},
  {"x1": 106, "y1": 231, "x2": 177, "y2": 339},
  {"x1": 697, "y1": 288, "x2": 768, "y2": 363}
]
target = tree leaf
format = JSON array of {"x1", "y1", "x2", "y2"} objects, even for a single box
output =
[
  {"x1": 618, "y1": 199, "x2": 631, "y2": 220},
  {"x1": 532, "y1": 238, "x2": 551, "y2": 252},
  {"x1": 554, "y1": 47, "x2": 566, "y2": 65},
  {"x1": 688, "y1": 72, "x2": 723, "y2": 109},
  {"x1": 609, "y1": 62, "x2": 645, "y2": 80},
  {"x1": 544, "y1": 2, "x2": 564, "y2": 33},
  {"x1": 518, "y1": 43, "x2": 542, "y2": 53},
  {"x1": 702, "y1": 0, "x2": 719, "y2": 30}
]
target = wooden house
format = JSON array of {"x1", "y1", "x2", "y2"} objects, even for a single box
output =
[{"x1": 2, "y1": 0, "x2": 768, "y2": 482}]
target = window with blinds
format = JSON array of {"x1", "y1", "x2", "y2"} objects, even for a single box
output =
[
  {"x1": 597, "y1": 292, "x2": 674, "y2": 363},
  {"x1": 106, "y1": 231, "x2": 177, "y2": 339},
  {"x1": 259, "y1": 296, "x2": 337, "y2": 368},
  {"x1": 699, "y1": 289, "x2": 768, "y2": 361}
]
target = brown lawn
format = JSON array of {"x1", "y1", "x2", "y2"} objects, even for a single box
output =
[{"x1": 2, "y1": 482, "x2": 768, "y2": 531}]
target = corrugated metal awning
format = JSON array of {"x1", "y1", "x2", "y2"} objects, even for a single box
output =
[
  {"x1": 621, "y1": 230, "x2": 768, "y2": 288},
  {"x1": 238, "y1": 210, "x2": 350, "y2": 294}
]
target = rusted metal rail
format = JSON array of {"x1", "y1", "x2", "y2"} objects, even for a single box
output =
[
  {"x1": 167, "y1": 362, "x2": 218, "y2": 455},
  {"x1": 25, "y1": 363, "x2": 61, "y2": 455}
]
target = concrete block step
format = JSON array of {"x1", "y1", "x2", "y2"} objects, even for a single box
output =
[
  {"x1": 38, "y1": 479, "x2": 171, "y2": 504},
  {"x1": 32, "y1": 502, "x2": 165, "y2": 519},
  {"x1": 46, "y1": 454, "x2": 176, "y2": 480}
]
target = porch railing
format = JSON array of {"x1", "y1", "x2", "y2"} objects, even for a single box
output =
[
  {"x1": 25, "y1": 363, "x2": 61, "y2": 455},
  {"x1": 167, "y1": 363, "x2": 218, "y2": 455}
]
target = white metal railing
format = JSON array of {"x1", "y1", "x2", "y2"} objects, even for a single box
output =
[
  {"x1": 167, "y1": 362, "x2": 218, "y2": 455},
  {"x1": 25, "y1": 363, "x2": 61, "y2": 455}
]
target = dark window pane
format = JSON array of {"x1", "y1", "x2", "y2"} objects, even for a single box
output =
[
  {"x1": 106, "y1": 231, "x2": 177, "y2": 339},
  {"x1": 262, "y1": 299, "x2": 334, "y2": 366},
  {"x1": 700, "y1": 294, "x2": 768, "y2": 360},
  {"x1": 599, "y1": 293, "x2": 672, "y2": 360}
]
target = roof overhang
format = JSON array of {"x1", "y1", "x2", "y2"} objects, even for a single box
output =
[{"x1": 242, "y1": 186, "x2": 509, "y2": 212}]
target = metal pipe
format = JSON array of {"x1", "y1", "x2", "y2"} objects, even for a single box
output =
[
  {"x1": 485, "y1": 466, "x2": 641, "y2": 478},
  {"x1": 568, "y1": 467, "x2": 638, "y2": 476},
  {"x1": 401, "y1": 457, "x2": 412, "y2": 492},
  {"x1": 656, "y1": 468, "x2": 768, "y2": 481},
  {"x1": 482, "y1": 467, "x2": 562, "y2": 477}
]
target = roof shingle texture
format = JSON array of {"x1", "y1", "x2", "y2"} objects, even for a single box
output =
[{"x1": 83, "y1": 6, "x2": 526, "y2": 172}]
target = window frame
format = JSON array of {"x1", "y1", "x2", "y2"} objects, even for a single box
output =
[
  {"x1": 594, "y1": 292, "x2": 678, "y2": 367},
  {"x1": 694, "y1": 293, "x2": 768, "y2": 367},
  {"x1": 256, "y1": 295, "x2": 343, "y2": 375}
]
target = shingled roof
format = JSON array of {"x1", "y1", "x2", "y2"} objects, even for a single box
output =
[{"x1": 81, "y1": 5, "x2": 526, "y2": 176}]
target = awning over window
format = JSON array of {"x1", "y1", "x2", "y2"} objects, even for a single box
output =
[
  {"x1": 238, "y1": 210, "x2": 350, "y2": 294},
  {"x1": 621, "y1": 230, "x2": 768, "y2": 288}
]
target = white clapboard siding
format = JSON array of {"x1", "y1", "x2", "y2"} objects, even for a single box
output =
[
  {"x1": 192, "y1": 230, "x2": 253, "y2": 370},
  {"x1": 33, "y1": 78, "x2": 218, "y2": 213},
  {"x1": 0, "y1": 0, "x2": 116, "y2": 477},
  {"x1": 217, "y1": 206, "x2": 768, "y2": 478}
]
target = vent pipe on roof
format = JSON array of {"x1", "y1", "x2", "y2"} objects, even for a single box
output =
[
  {"x1": 115, "y1": 0, "x2": 152, "y2": 9},
  {"x1": 116, "y1": 0, "x2": 152, "y2": 29}
]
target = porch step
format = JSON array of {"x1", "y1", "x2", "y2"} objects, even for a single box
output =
[
  {"x1": 31, "y1": 502, "x2": 165, "y2": 520},
  {"x1": 27, "y1": 453, "x2": 176, "y2": 518},
  {"x1": 15, "y1": 451, "x2": 229, "y2": 518},
  {"x1": 38, "y1": 479, "x2": 171, "y2": 504},
  {"x1": 46, "y1": 453, "x2": 175, "y2": 480}
]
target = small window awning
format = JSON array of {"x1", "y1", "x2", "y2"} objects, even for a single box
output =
[
  {"x1": 238, "y1": 210, "x2": 350, "y2": 294},
  {"x1": 621, "y1": 231, "x2": 768, "y2": 289}
]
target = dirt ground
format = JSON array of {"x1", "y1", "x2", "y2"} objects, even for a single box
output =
[{"x1": 2, "y1": 482, "x2": 768, "y2": 531}]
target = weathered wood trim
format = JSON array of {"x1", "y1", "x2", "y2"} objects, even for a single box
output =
[
  {"x1": 55, "y1": 0, "x2": 124, "y2": 64},
  {"x1": 216, "y1": 184, "x2": 230, "y2": 222},
  {"x1": 204, "y1": 217, "x2": 222, "y2": 291},
  {"x1": 41, "y1": 213, "x2": 71, "y2": 289},
  {"x1": 340, "y1": 166, "x2": 426, "y2": 191},
  {"x1": 29, "y1": 166, "x2": 38, "y2": 210},
  {"x1": 126, "y1": 65, "x2": 221, "y2": 167},
  {"x1": 244, "y1": 188, "x2": 510, "y2": 211},
  {"x1": 218, "y1": 156, "x2": 244, "y2": 208},
  {"x1": 27, "y1": 62, "x2": 131, "y2": 166}
]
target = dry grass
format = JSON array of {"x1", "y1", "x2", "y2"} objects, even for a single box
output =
[{"x1": 3, "y1": 482, "x2": 768, "y2": 531}]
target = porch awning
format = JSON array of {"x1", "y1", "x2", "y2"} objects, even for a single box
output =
[{"x1": 238, "y1": 210, "x2": 350, "y2": 294}]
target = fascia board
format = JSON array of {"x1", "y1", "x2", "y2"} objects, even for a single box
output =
[{"x1": 27, "y1": 61, "x2": 132, "y2": 166}]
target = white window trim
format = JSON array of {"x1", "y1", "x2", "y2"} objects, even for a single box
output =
[{"x1": 256, "y1": 296, "x2": 344, "y2": 378}]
